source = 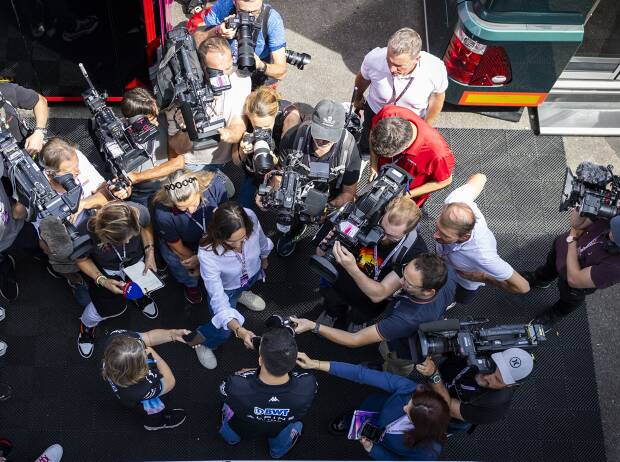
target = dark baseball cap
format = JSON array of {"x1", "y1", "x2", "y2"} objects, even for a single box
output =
[
  {"x1": 610, "y1": 215, "x2": 620, "y2": 246},
  {"x1": 311, "y1": 99, "x2": 346, "y2": 143}
]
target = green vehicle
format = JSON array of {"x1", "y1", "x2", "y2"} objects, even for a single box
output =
[{"x1": 426, "y1": 0, "x2": 620, "y2": 135}]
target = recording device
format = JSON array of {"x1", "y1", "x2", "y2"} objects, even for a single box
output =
[
  {"x1": 155, "y1": 28, "x2": 226, "y2": 149},
  {"x1": 79, "y1": 63, "x2": 157, "y2": 188},
  {"x1": 243, "y1": 127, "x2": 275, "y2": 176},
  {"x1": 258, "y1": 151, "x2": 330, "y2": 234},
  {"x1": 344, "y1": 87, "x2": 363, "y2": 143},
  {"x1": 182, "y1": 330, "x2": 207, "y2": 347},
  {"x1": 409, "y1": 319, "x2": 547, "y2": 374},
  {"x1": 0, "y1": 127, "x2": 91, "y2": 259},
  {"x1": 309, "y1": 165, "x2": 412, "y2": 283},
  {"x1": 250, "y1": 315, "x2": 297, "y2": 350},
  {"x1": 360, "y1": 422, "x2": 385, "y2": 443},
  {"x1": 560, "y1": 161, "x2": 620, "y2": 219},
  {"x1": 285, "y1": 50, "x2": 311, "y2": 70},
  {"x1": 226, "y1": 11, "x2": 260, "y2": 72}
]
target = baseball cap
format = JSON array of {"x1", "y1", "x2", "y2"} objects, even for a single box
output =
[
  {"x1": 491, "y1": 348, "x2": 534, "y2": 385},
  {"x1": 311, "y1": 99, "x2": 346, "y2": 143},
  {"x1": 610, "y1": 215, "x2": 620, "y2": 246}
]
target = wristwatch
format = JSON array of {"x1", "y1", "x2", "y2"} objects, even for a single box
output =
[
  {"x1": 566, "y1": 235, "x2": 576, "y2": 244},
  {"x1": 34, "y1": 127, "x2": 48, "y2": 136},
  {"x1": 312, "y1": 322, "x2": 321, "y2": 335},
  {"x1": 428, "y1": 370, "x2": 442, "y2": 384}
]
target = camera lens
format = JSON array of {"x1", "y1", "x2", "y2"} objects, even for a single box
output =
[
  {"x1": 236, "y1": 14, "x2": 256, "y2": 72},
  {"x1": 252, "y1": 139, "x2": 275, "y2": 175},
  {"x1": 285, "y1": 50, "x2": 311, "y2": 70}
]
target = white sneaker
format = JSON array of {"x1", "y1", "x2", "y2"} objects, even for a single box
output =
[
  {"x1": 141, "y1": 300, "x2": 159, "y2": 319},
  {"x1": 446, "y1": 301, "x2": 457, "y2": 311},
  {"x1": 237, "y1": 291, "x2": 266, "y2": 311},
  {"x1": 35, "y1": 443, "x2": 63, "y2": 462},
  {"x1": 195, "y1": 344, "x2": 217, "y2": 369}
]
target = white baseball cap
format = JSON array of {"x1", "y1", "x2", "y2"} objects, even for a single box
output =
[{"x1": 491, "y1": 348, "x2": 534, "y2": 385}]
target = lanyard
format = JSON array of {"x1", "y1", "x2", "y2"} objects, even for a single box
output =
[
  {"x1": 384, "y1": 414, "x2": 413, "y2": 435},
  {"x1": 110, "y1": 243, "x2": 127, "y2": 271},
  {"x1": 232, "y1": 242, "x2": 249, "y2": 287},
  {"x1": 388, "y1": 74, "x2": 415, "y2": 105},
  {"x1": 373, "y1": 237, "x2": 407, "y2": 280},
  {"x1": 184, "y1": 202, "x2": 206, "y2": 232},
  {"x1": 578, "y1": 231, "x2": 607, "y2": 257}
]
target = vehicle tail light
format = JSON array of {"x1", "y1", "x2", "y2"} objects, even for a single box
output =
[{"x1": 443, "y1": 22, "x2": 512, "y2": 86}]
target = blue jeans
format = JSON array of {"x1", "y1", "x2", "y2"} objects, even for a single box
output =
[
  {"x1": 238, "y1": 172, "x2": 258, "y2": 210},
  {"x1": 159, "y1": 242, "x2": 199, "y2": 288},
  {"x1": 219, "y1": 404, "x2": 303, "y2": 459},
  {"x1": 184, "y1": 162, "x2": 223, "y2": 172},
  {"x1": 197, "y1": 271, "x2": 261, "y2": 350}
]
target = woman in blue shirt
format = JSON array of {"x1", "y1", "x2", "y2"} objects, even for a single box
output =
[{"x1": 296, "y1": 353, "x2": 449, "y2": 460}]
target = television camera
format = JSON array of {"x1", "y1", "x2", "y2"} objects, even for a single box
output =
[{"x1": 560, "y1": 161, "x2": 620, "y2": 219}]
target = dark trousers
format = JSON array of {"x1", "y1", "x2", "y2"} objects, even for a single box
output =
[
  {"x1": 0, "y1": 221, "x2": 45, "y2": 282},
  {"x1": 322, "y1": 285, "x2": 385, "y2": 325},
  {"x1": 358, "y1": 102, "x2": 376, "y2": 157},
  {"x1": 533, "y1": 239, "x2": 596, "y2": 317}
]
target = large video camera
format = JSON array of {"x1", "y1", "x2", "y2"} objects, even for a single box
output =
[
  {"x1": 79, "y1": 64, "x2": 158, "y2": 188},
  {"x1": 257, "y1": 151, "x2": 330, "y2": 234},
  {"x1": 154, "y1": 28, "x2": 227, "y2": 149},
  {"x1": 410, "y1": 318, "x2": 546, "y2": 374},
  {"x1": 0, "y1": 127, "x2": 91, "y2": 259},
  {"x1": 560, "y1": 161, "x2": 620, "y2": 219},
  {"x1": 308, "y1": 165, "x2": 412, "y2": 283}
]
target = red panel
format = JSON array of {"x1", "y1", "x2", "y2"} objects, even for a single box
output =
[
  {"x1": 46, "y1": 96, "x2": 124, "y2": 103},
  {"x1": 143, "y1": 0, "x2": 157, "y2": 43}
]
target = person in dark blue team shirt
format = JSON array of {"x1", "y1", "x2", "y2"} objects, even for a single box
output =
[
  {"x1": 101, "y1": 328, "x2": 190, "y2": 431},
  {"x1": 152, "y1": 170, "x2": 227, "y2": 305},
  {"x1": 219, "y1": 327, "x2": 317, "y2": 459}
]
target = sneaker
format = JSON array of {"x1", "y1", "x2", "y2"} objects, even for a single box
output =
[
  {"x1": 140, "y1": 299, "x2": 159, "y2": 319},
  {"x1": 35, "y1": 443, "x2": 63, "y2": 462},
  {"x1": 238, "y1": 291, "x2": 266, "y2": 311},
  {"x1": 77, "y1": 324, "x2": 95, "y2": 359},
  {"x1": 0, "y1": 255, "x2": 19, "y2": 301},
  {"x1": 316, "y1": 310, "x2": 338, "y2": 328},
  {"x1": 522, "y1": 271, "x2": 552, "y2": 289},
  {"x1": 347, "y1": 321, "x2": 367, "y2": 333},
  {"x1": 144, "y1": 408, "x2": 187, "y2": 431},
  {"x1": 46, "y1": 264, "x2": 64, "y2": 279},
  {"x1": 62, "y1": 16, "x2": 99, "y2": 42},
  {"x1": 532, "y1": 309, "x2": 563, "y2": 331},
  {"x1": 328, "y1": 412, "x2": 352, "y2": 436},
  {"x1": 446, "y1": 301, "x2": 457, "y2": 310},
  {"x1": 184, "y1": 285, "x2": 203, "y2": 304},
  {"x1": 195, "y1": 344, "x2": 217, "y2": 369}
]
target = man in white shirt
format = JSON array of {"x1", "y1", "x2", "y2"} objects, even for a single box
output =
[
  {"x1": 129, "y1": 37, "x2": 250, "y2": 194},
  {"x1": 353, "y1": 28, "x2": 448, "y2": 155},
  {"x1": 433, "y1": 174, "x2": 530, "y2": 304}
]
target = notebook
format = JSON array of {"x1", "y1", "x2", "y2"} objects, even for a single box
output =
[{"x1": 123, "y1": 260, "x2": 164, "y2": 294}]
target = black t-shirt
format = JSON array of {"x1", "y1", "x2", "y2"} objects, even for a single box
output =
[
  {"x1": 332, "y1": 232, "x2": 428, "y2": 313},
  {"x1": 0, "y1": 82, "x2": 39, "y2": 143},
  {"x1": 77, "y1": 201, "x2": 150, "y2": 271},
  {"x1": 220, "y1": 368, "x2": 317, "y2": 438},
  {"x1": 279, "y1": 123, "x2": 361, "y2": 198},
  {"x1": 440, "y1": 356, "x2": 514, "y2": 425},
  {"x1": 102, "y1": 330, "x2": 163, "y2": 408}
]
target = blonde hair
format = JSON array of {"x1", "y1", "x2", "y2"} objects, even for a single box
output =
[
  {"x1": 152, "y1": 169, "x2": 215, "y2": 207},
  {"x1": 89, "y1": 201, "x2": 142, "y2": 246},
  {"x1": 101, "y1": 336, "x2": 148, "y2": 387},
  {"x1": 385, "y1": 196, "x2": 422, "y2": 233},
  {"x1": 244, "y1": 86, "x2": 281, "y2": 119}
]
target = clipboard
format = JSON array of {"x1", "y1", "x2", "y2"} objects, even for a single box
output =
[{"x1": 123, "y1": 260, "x2": 165, "y2": 294}]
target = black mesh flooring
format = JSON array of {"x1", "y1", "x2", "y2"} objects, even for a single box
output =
[{"x1": 0, "y1": 119, "x2": 606, "y2": 461}]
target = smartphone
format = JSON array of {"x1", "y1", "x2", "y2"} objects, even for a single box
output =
[
  {"x1": 182, "y1": 330, "x2": 206, "y2": 346},
  {"x1": 360, "y1": 422, "x2": 385, "y2": 443}
]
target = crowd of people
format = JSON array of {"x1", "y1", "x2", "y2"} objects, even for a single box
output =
[{"x1": 1, "y1": 0, "x2": 620, "y2": 460}]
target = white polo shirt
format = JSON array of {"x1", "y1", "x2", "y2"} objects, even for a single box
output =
[
  {"x1": 435, "y1": 184, "x2": 514, "y2": 291},
  {"x1": 167, "y1": 71, "x2": 251, "y2": 166},
  {"x1": 361, "y1": 48, "x2": 448, "y2": 117}
]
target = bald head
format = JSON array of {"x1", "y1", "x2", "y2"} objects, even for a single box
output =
[{"x1": 434, "y1": 202, "x2": 476, "y2": 244}]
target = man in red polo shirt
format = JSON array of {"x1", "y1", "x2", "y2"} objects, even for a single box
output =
[{"x1": 369, "y1": 104, "x2": 454, "y2": 206}]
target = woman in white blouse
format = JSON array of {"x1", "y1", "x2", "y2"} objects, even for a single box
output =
[{"x1": 195, "y1": 201, "x2": 273, "y2": 369}]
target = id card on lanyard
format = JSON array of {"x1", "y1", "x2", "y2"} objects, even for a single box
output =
[
  {"x1": 373, "y1": 237, "x2": 407, "y2": 280},
  {"x1": 234, "y1": 242, "x2": 249, "y2": 288},
  {"x1": 388, "y1": 74, "x2": 415, "y2": 105},
  {"x1": 184, "y1": 203, "x2": 206, "y2": 233},
  {"x1": 111, "y1": 243, "x2": 127, "y2": 274}
]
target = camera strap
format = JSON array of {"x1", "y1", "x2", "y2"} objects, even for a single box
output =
[{"x1": 373, "y1": 236, "x2": 407, "y2": 280}]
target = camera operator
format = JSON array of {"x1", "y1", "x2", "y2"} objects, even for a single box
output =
[
  {"x1": 219, "y1": 327, "x2": 317, "y2": 458},
  {"x1": 369, "y1": 106, "x2": 454, "y2": 207},
  {"x1": 0, "y1": 81, "x2": 48, "y2": 154},
  {"x1": 524, "y1": 211, "x2": 620, "y2": 327},
  {"x1": 297, "y1": 352, "x2": 449, "y2": 460},
  {"x1": 293, "y1": 253, "x2": 456, "y2": 376},
  {"x1": 151, "y1": 170, "x2": 227, "y2": 305},
  {"x1": 353, "y1": 28, "x2": 448, "y2": 155},
  {"x1": 316, "y1": 197, "x2": 427, "y2": 331},
  {"x1": 101, "y1": 328, "x2": 190, "y2": 431},
  {"x1": 233, "y1": 86, "x2": 300, "y2": 208},
  {"x1": 195, "y1": 0, "x2": 287, "y2": 87},
  {"x1": 415, "y1": 348, "x2": 534, "y2": 426},
  {"x1": 128, "y1": 38, "x2": 249, "y2": 196},
  {"x1": 434, "y1": 174, "x2": 530, "y2": 305},
  {"x1": 259, "y1": 99, "x2": 361, "y2": 255}
]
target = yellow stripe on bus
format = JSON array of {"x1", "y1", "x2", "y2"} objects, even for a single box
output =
[{"x1": 459, "y1": 92, "x2": 547, "y2": 107}]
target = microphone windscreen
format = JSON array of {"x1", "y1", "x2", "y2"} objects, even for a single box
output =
[{"x1": 39, "y1": 216, "x2": 73, "y2": 260}]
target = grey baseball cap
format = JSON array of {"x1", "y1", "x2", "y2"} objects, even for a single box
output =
[
  {"x1": 311, "y1": 99, "x2": 346, "y2": 143},
  {"x1": 610, "y1": 215, "x2": 620, "y2": 246},
  {"x1": 491, "y1": 348, "x2": 534, "y2": 385}
]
